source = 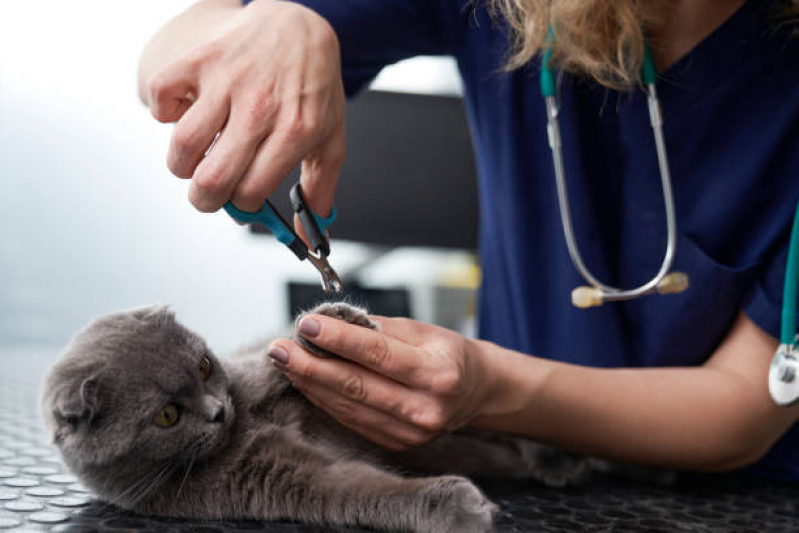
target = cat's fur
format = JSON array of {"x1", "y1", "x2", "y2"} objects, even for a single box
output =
[{"x1": 41, "y1": 303, "x2": 670, "y2": 532}]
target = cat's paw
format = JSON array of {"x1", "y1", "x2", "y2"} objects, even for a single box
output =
[
  {"x1": 303, "y1": 302, "x2": 378, "y2": 330},
  {"x1": 525, "y1": 445, "x2": 591, "y2": 487},
  {"x1": 418, "y1": 476, "x2": 497, "y2": 533},
  {"x1": 294, "y1": 302, "x2": 378, "y2": 358}
]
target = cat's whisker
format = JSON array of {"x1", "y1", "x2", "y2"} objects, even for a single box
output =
[
  {"x1": 112, "y1": 461, "x2": 175, "y2": 508},
  {"x1": 128, "y1": 461, "x2": 181, "y2": 508},
  {"x1": 173, "y1": 455, "x2": 196, "y2": 505},
  {"x1": 165, "y1": 439, "x2": 205, "y2": 507},
  {"x1": 107, "y1": 473, "x2": 152, "y2": 505},
  {"x1": 108, "y1": 465, "x2": 162, "y2": 506},
  {"x1": 111, "y1": 466, "x2": 162, "y2": 507}
]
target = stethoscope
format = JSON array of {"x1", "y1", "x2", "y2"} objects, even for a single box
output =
[
  {"x1": 540, "y1": 36, "x2": 689, "y2": 309},
  {"x1": 768, "y1": 203, "x2": 799, "y2": 406},
  {"x1": 540, "y1": 32, "x2": 799, "y2": 405}
]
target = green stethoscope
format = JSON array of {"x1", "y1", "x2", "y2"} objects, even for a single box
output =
[
  {"x1": 540, "y1": 31, "x2": 799, "y2": 405},
  {"x1": 769, "y1": 203, "x2": 799, "y2": 406},
  {"x1": 540, "y1": 33, "x2": 689, "y2": 309}
]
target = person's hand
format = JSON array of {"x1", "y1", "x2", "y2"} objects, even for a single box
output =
[
  {"x1": 267, "y1": 315, "x2": 498, "y2": 450},
  {"x1": 146, "y1": 0, "x2": 345, "y2": 218}
]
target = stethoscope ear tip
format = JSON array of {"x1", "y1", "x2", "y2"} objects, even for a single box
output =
[
  {"x1": 572, "y1": 271, "x2": 689, "y2": 308},
  {"x1": 572, "y1": 287, "x2": 604, "y2": 308},
  {"x1": 657, "y1": 272, "x2": 689, "y2": 295}
]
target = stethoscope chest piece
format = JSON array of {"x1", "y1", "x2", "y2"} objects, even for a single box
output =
[
  {"x1": 769, "y1": 342, "x2": 799, "y2": 406},
  {"x1": 769, "y1": 203, "x2": 799, "y2": 407}
]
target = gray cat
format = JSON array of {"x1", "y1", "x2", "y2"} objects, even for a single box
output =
[{"x1": 41, "y1": 302, "x2": 667, "y2": 532}]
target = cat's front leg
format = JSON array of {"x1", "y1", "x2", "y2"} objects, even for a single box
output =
[
  {"x1": 195, "y1": 428, "x2": 496, "y2": 532},
  {"x1": 258, "y1": 460, "x2": 497, "y2": 533}
]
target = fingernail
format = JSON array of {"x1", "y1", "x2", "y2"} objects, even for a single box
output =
[
  {"x1": 268, "y1": 345, "x2": 290, "y2": 365},
  {"x1": 299, "y1": 318, "x2": 321, "y2": 338}
]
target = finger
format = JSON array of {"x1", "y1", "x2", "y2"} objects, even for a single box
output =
[
  {"x1": 298, "y1": 127, "x2": 345, "y2": 217},
  {"x1": 167, "y1": 88, "x2": 230, "y2": 179},
  {"x1": 297, "y1": 51, "x2": 345, "y2": 218},
  {"x1": 187, "y1": 107, "x2": 265, "y2": 213},
  {"x1": 368, "y1": 316, "x2": 428, "y2": 345},
  {"x1": 339, "y1": 423, "x2": 414, "y2": 452},
  {"x1": 286, "y1": 131, "x2": 345, "y2": 247},
  {"x1": 287, "y1": 367, "x2": 436, "y2": 450},
  {"x1": 147, "y1": 59, "x2": 198, "y2": 124},
  {"x1": 230, "y1": 119, "x2": 310, "y2": 213},
  {"x1": 272, "y1": 339, "x2": 436, "y2": 426},
  {"x1": 296, "y1": 315, "x2": 430, "y2": 385}
]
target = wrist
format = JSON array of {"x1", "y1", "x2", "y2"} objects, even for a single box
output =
[
  {"x1": 468, "y1": 339, "x2": 552, "y2": 430},
  {"x1": 468, "y1": 339, "x2": 533, "y2": 417}
]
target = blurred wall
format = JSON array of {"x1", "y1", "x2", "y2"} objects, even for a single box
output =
[
  {"x1": 0, "y1": 1, "x2": 465, "y2": 353},
  {"x1": 0, "y1": 1, "x2": 358, "y2": 352}
]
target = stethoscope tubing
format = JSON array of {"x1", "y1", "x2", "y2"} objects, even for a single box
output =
[
  {"x1": 541, "y1": 29, "x2": 799, "y2": 407},
  {"x1": 545, "y1": 83, "x2": 678, "y2": 302},
  {"x1": 781, "y1": 203, "x2": 799, "y2": 345}
]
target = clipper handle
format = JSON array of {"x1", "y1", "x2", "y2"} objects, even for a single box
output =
[{"x1": 290, "y1": 183, "x2": 333, "y2": 257}]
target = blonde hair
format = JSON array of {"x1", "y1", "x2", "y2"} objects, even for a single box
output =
[{"x1": 489, "y1": 0, "x2": 799, "y2": 90}]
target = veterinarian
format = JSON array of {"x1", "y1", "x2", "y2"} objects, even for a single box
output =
[{"x1": 139, "y1": 0, "x2": 799, "y2": 479}]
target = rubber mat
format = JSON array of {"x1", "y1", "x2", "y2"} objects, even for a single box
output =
[{"x1": 1, "y1": 347, "x2": 797, "y2": 532}]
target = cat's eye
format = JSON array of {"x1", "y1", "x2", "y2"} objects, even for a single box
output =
[
  {"x1": 154, "y1": 404, "x2": 179, "y2": 428},
  {"x1": 199, "y1": 357, "x2": 212, "y2": 381}
]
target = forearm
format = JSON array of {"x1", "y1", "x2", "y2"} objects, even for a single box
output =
[
  {"x1": 264, "y1": 307, "x2": 798, "y2": 470},
  {"x1": 470, "y1": 321, "x2": 787, "y2": 471},
  {"x1": 137, "y1": 0, "x2": 243, "y2": 104}
]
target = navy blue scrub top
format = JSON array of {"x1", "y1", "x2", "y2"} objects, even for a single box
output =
[{"x1": 243, "y1": 0, "x2": 799, "y2": 479}]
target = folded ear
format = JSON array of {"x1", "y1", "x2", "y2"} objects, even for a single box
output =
[
  {"x1": 52, "y1": 376, "x2": 101, "y2": 442},
  {"x1": 131, "y1": 304, "x2": 172, "y2": 321}
]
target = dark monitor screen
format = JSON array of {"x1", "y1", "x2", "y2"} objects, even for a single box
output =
[
  {"x1": 287, "y1": 281, "x2": 411, "y2": 321},
  {"x1": 255, "y1": 90, "x2": 479, "y2": 250}
]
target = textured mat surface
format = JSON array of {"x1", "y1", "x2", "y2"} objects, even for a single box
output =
[{"x1": 1, "y1": 347, "x2": 798, "y2": 532}]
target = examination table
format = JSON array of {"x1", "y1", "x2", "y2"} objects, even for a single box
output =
[{"x1": 1, "y1": 347, "x2": 797, "y2": 533}]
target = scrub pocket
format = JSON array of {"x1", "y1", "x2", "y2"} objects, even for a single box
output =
[{"x1": 626, "y1": 231, "x2": 761, "y2": 368}]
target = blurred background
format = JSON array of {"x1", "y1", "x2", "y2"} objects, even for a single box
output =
[{"x1": 0, "y1": 1, "x2": 479, "y2": 356}]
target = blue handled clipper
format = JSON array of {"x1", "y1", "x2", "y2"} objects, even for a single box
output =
[{"x1": 223, "y1": 183, "x2": 343, "y2": 293}]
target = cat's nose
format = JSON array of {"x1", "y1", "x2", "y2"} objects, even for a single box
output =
[
  {"x1": 210, "y1": 404, "x2": 225, "y2": 423},
  {"x1": 202, "y1": 396, "x2": 225, "y2": 423}
]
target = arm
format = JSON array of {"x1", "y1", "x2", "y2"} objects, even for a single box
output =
[
  {"x1": 472, "y1": 311, "x2": 798, "y2": 470},
  {"x1": 269, "y1": 311, "x2": 799, "y2": 471}
]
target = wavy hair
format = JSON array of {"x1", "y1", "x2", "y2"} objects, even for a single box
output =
[{"x1": 489, "y1": 0, "x2": 799, "y2": 89}]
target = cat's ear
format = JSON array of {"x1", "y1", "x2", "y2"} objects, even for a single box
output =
[
  {"x1": 52, "y1": 376, "x2": 101, "y2": 442},
  {"x1": 129, "y1": 304, "x2": 174, "y2": 326},
  {"x1": 133, "y1": 304, "x2": 171, "y2": 317}
]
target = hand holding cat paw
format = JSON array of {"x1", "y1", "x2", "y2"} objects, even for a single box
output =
[{"x1": 268, "y1": 314, "x2": 496, "y2": 451}]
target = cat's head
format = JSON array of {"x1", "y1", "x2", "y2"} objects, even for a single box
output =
[{"x1": 41, "y1": 306, "x2": 234, "y2": 479}]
